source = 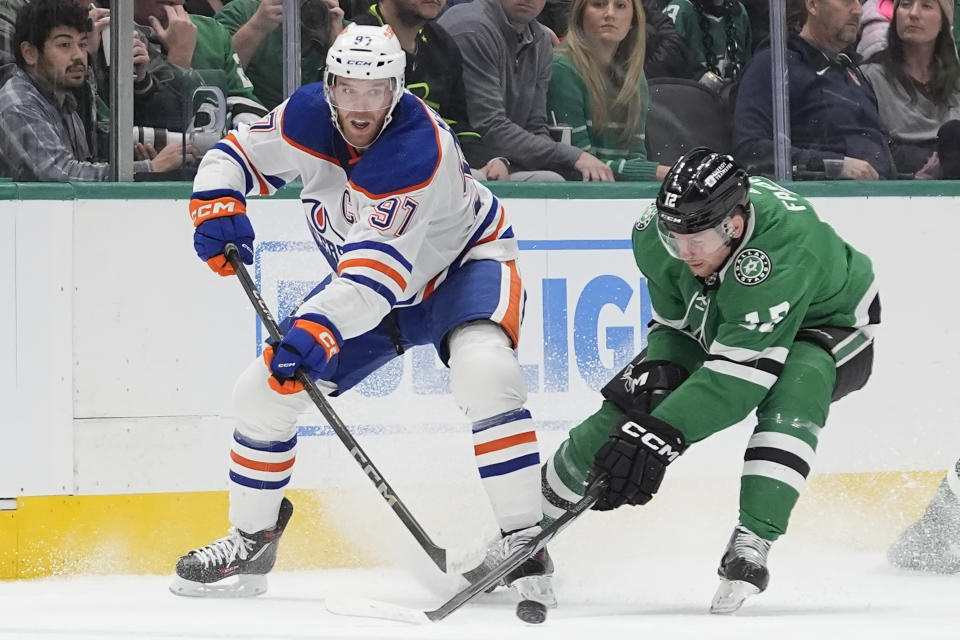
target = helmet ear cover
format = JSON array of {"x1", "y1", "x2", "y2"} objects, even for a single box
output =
[{"x1": 656, "y1": 147, "x2": 750, "y2": 235}]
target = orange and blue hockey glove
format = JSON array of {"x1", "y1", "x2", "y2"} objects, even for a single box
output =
[
  {"x1": 190, "y1": 192, "x2": 254, "y2": 276},
  {"x1": 263, "y1": 314, "x2": 342, "y2": 394}
]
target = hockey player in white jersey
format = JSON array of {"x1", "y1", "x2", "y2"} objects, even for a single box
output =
[{"x1": 171, "y1": 25, "x2": 553, "y2": 615}]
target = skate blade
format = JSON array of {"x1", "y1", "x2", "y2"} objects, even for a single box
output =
[
  {"x1": 710, "y1": 579, "x2": 760, "y2": 614},
  {"x1": 325, "y1": 596, "x2": 430, "y2": 624},
  {"x1": 511, "y1": 575, "x2": 558, "y2": 609},
  {"x1": 168, "y1": 574, "x2": 268, "y2": 598}
]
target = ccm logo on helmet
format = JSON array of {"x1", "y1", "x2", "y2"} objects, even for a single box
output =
[
  {"x1": 347, "y1": 60, "x2": 373, "y2": 66},
  {"x1": 621, "y1": 420, "x2": 681, "y2": 462}
]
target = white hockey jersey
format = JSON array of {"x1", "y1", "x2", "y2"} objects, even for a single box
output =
[{"x1": 190, "y1": 85, "x2": 517, "y2": 341}]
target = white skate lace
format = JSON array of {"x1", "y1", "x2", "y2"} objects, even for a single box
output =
[
  {"x1": 478, "y1": 526, "x2": 540, "y2": 569},
  {"x1": 190, "y1": 528, "x2": 256, "y2": 568},
  {"x1": 732, "y1": 525, "x2": 771, "y2": 565}
]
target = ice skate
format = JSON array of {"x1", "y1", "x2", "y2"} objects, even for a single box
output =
[
  {"x1": 710, "y1": 524, "x2": 771, "y2": 614},
  {"x1": 169, "y1": 497, "x2": 294, "y2": 598},
  {"x1": 888, "y1": 479, "x2": 960, "y2": 574},
  {"x1": 468, "y1": 525, "x2": 556, "y2": 622}
]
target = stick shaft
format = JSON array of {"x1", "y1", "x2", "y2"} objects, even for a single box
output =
[{"x1": 224, "y1": 244, "x2": 448, "y2": 571}]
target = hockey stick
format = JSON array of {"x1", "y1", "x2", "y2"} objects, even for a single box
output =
[
  {"x1": 324, "y1": 477, "x2": 607, "y2": 624},
  {"x1": 224, "y1": 244, "x2": 450, "y2": 572}
]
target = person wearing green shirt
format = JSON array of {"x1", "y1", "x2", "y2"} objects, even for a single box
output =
[
  {"x1": 134, "y1": 0, "x2": 268, "y2": 132},
  {"x1": 663, "y1": 0, "x2": 750, "y2": 88},
  {"x1": 215, "y1": 0, "x2": 344, "y2": 110},
  {"x1": 540, "y1": 148, "x2": 880, "y2": 614},
  {"x1": 546, "y1": 0, "x2": 669, "y2": 180}
]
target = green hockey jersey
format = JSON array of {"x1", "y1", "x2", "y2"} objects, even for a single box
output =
[{"x1": 632, "y1": 176, "x2": 878, "y2": 443}]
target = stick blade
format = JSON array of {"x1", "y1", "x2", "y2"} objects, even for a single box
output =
[{"x1": 324, "y1": 596, "x2": 431, "y2": 624}]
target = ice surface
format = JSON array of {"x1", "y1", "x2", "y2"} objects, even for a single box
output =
[
  {"x1": 1, "y1": 517, "x2": 957, "y2": 640},
  {"x1": 3, "y1": 426, "x2": 956, "y2": 639}
]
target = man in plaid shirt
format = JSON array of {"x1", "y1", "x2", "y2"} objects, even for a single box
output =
[{"x1": 0, "y1": 0, "x2": 187, "y2": 181}]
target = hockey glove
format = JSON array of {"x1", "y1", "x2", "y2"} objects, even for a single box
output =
[
  {"x1": 602, "y1": 358, "x2": 688, "y2": 416},
  {"x1": 264, "y1": 314, "x2": 342, "y2": 394},
  {"x1": 589, "y1": 412, "x2": 686, "y2": 511},
  {"x1": 191, "y1": 196, "x2": 254, "y2": 276}
]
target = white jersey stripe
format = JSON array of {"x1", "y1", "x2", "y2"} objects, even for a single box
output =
[
  {"x1": 651, "y1": 307, "x2": 686, "y2": 329},
  {"x1": 703, "y1": 359, "x2": 778, "y2": 389},
  {"x1": 546, "y1": 458, "x2": 583, "y2": 505},
  {"x1": 710, "y1": 342, "x2": 790, "y2": 364},
  {"x1": 489, "y1": 262, "x2": 512, "y2": 325},
  {"x1": 853, "y1": 281, "x2": 880, "y2": 327},
  {"x1": 742, "y1": 460, "x2": 807, "y2": 493},
  {"x1": 747, "y1": 431, "x2": 817, "y2": 466}
]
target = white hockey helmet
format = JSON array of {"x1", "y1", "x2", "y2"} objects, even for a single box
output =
[{"x1": 324, "y1": 25, "x2": 406, "y2": 145}]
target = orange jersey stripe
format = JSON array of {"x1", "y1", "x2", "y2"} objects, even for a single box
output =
[
  {"x1": 421, "y1": 273, "x2": 441, "y2": 301},
  {"x1": 476, "y1": 206, "x2": 506, "y2": 246},
  {"x1": 474, "y1": 431, "x2": 537, "y2": 456},
  {"x1": 224, "y1": 133, "x2": 270, "y2": 195},
  {"x1": 230, "y1": 450, "x2": 296, "y2": 472},
  {"x1": 338, "y1": 258, "x2": 408, "y2": 290},
  {"x1": 500, "y1": 260, "x2": 523, "y2": 348}
]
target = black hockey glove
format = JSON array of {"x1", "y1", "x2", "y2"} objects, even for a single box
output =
[
  {"x1": 589, "y1": 412, "x2": 687, "y2": 511},
  {"x1": 601, "y1": 358, "x2": 688, "y2": 416}
]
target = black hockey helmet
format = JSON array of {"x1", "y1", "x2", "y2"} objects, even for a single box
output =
[{"x1": 656, "y1": 147, "x2": 750, "y2": 235}]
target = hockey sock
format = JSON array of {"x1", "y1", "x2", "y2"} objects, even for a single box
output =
[
  {"x1": 540, "y1": 402, "x2": 623, "y2": 523},
  {"x1": 739, "y1": 418, "x2": 819, "y2": 541},
  {"x1": 472, "y1": 408, "x2": 542, "y2": 532},
  {"x1": 228, "y1": 430, "x2": 297, "y2": 533}
]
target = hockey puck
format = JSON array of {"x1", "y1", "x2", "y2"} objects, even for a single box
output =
[{"x1": 516, "y1": 599, "x2": 547, "y2": 624}]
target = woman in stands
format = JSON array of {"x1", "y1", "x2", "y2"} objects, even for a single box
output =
[
  {"x1": 861, "y1": 0, "x2": 960, "y2": 175},
  {"x1": 546, "y1": 0, "x2": 670, "y2": 181}
]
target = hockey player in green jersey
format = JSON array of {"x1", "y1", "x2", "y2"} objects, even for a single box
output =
[{"x1": 540, "y1": 147, "x2": 881, "y2": 613}]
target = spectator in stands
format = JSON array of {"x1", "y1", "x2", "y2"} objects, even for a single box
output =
[
  {"x1": 0, "y1": 0, "x2": 188, "y2": 181},
  {"x1": 539, "y1": 0, "x2": 574, "y2": 36},
  {"x1": 858, "y1": 0, "x2": 895, "y2": 59},
  {"x1": 1, "y1": 1, "x2": 160, "y2": 162},
  {"x1": 643, "y1": 0, "x2": 692, "y2": 77},
  {"x1": 733, "y1": 0, "x2": 895, "y2": 180},
  {"x1": 352, "y1": 0, "x2": 509, "y2": 179},
  {"x1": 215, "y1": 0, "x2": 343, "y2": 110},
  {"x1": 547, "y1": 0, "x2": 670, "y2": 180},
  {"x1": 185, "y1": 0, "x2": 229, "y2": 17},
  {"x1": 79, "y1": 3, "x2": 189, "y2": 162},
  {"x1": 439, "y1": 0, "x2": 613, "y2": 180},
  {"x1": 860, "y1": 0, "x2": 959, "y2": 59},
  {"x1": 861, "y1": 0, "x2": 960, "y2": 175},
  {"x1": 662, "y1": 0, "x2": 751, "y2": 90},
  {"x1": 133, "y1": 0, "x2": 268, "y2": 133},
  {"x1": 740, "y1": 0, "x2": 808, "y2": 51}
]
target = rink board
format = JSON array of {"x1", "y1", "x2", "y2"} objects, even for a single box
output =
[{"x1": 1, "y1": 181, "x2": 959, "y2": 578}]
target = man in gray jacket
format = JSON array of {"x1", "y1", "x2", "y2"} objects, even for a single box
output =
[{"x1": 439, "y1": 0, "x2": 612, "y2": 181}]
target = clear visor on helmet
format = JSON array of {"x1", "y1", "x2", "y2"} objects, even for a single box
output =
[
  {"x1": 657, "y1": 215, "x2": 735, "y2": 259},
  {"x1": 327, "y1": 76, "x2": 397, "y2": 112}
]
